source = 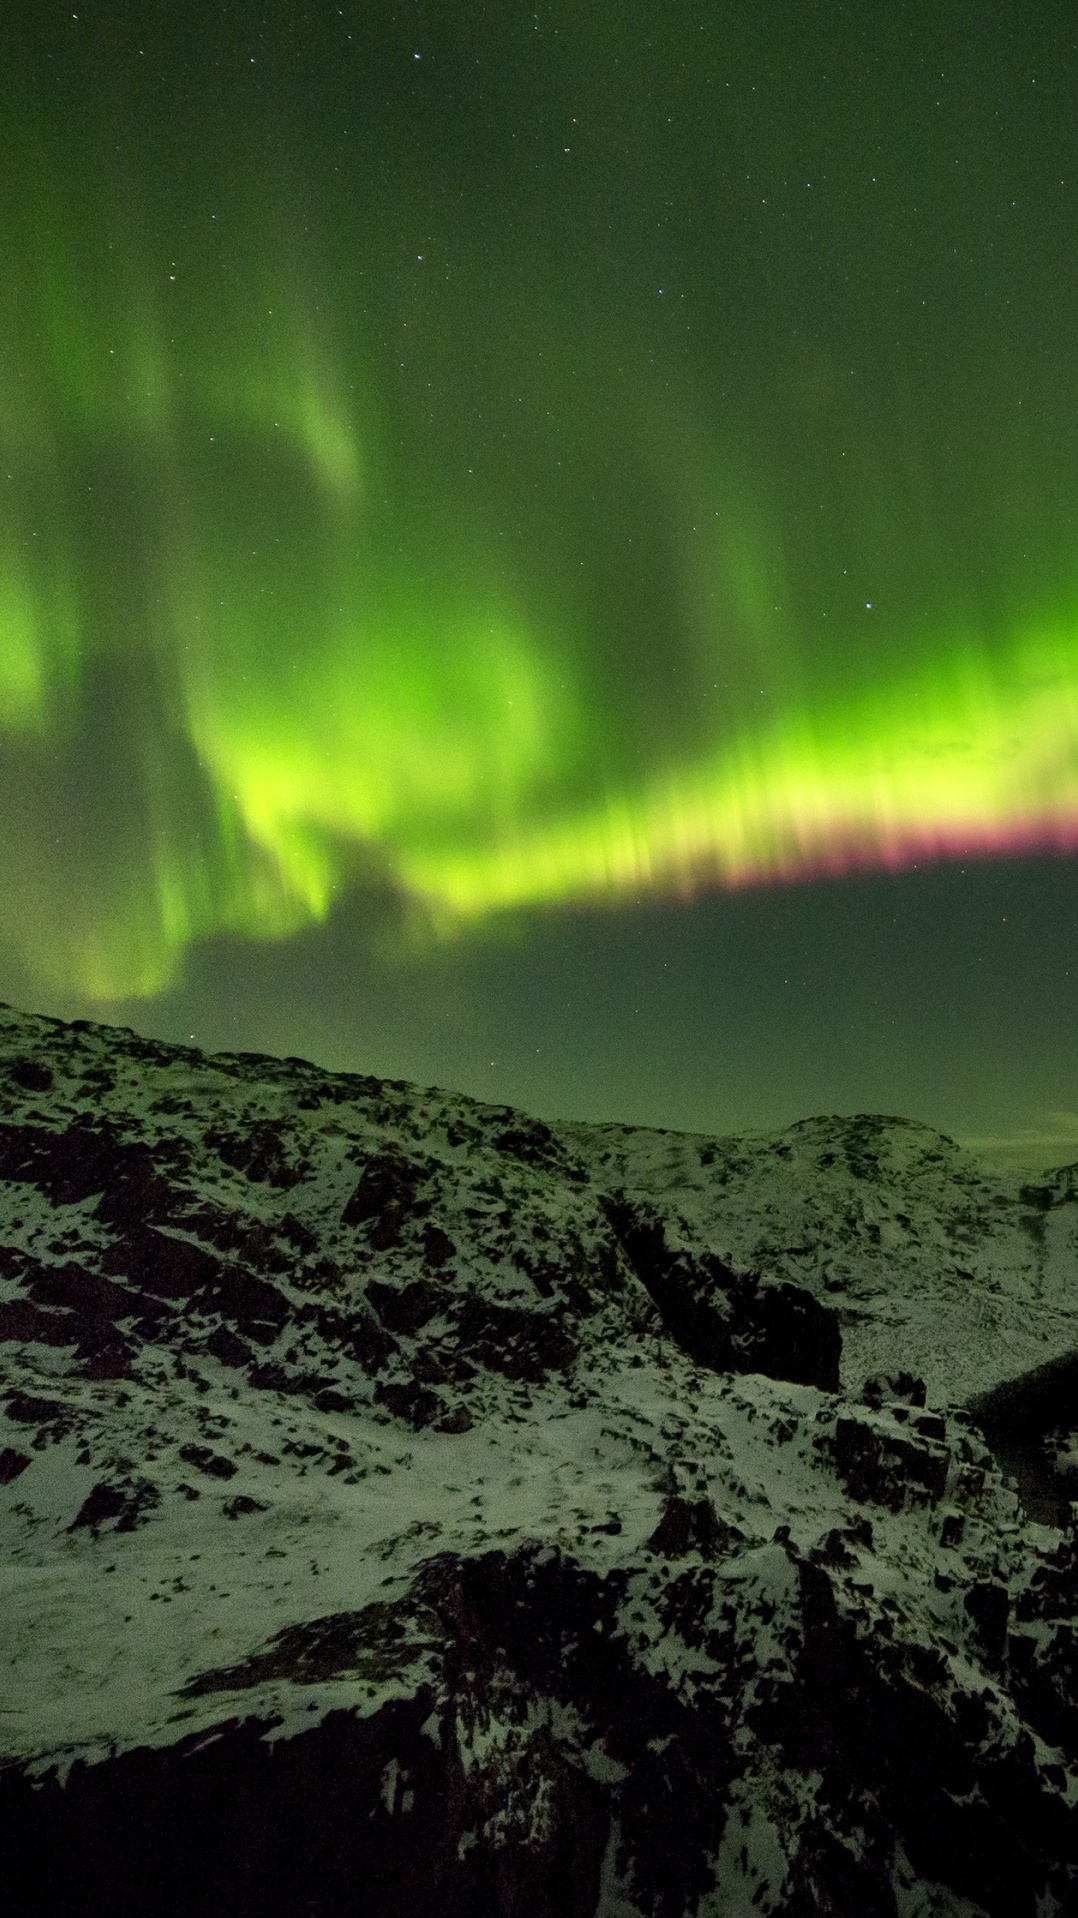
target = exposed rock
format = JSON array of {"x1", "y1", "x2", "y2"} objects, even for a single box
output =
[
  {"x1": 606, "y1": 1199, "x2": 841, "y2": 1389},
  {"x1": 834, "y1": 1407, "x2": 950, "y2": 1510},
  {"x1": 69, "y1": 1475, "x2": 160, "y2": 1534},
  {"x1": 0, "y1": 1001, "x2": 1077, "y2": 1914},
  {"x1": 0, "y1": 1445, "x2": 29, "y2": 1484}
]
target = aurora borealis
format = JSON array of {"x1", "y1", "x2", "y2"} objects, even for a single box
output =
[{"x1": 4, "y1": 2, "x2": 1078, "y2": 1155}]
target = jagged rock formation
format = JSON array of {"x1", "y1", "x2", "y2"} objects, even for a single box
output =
[{"x1": 0, "y1": 1001, "x2": 1077, "y2": 1915}]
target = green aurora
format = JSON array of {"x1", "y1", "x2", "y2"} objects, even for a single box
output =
[{"x1": 3, "y1": 4, "x2": 1078, "y2": 1148}]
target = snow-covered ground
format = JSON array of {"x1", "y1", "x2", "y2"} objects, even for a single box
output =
[{"x1": 0, "y1": 1002, "x2": 1075, "y2": 1915}]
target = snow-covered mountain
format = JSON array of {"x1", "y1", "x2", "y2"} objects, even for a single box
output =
[{"x1": 0, "y1": 1000, "x2": 1075, "y2": 1915}]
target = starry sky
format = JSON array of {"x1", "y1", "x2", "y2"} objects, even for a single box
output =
[{"x1": 3, "y1": 1, "x2": 1078, "y2": 1163}]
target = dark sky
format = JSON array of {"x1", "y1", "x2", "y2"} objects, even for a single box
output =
[{"x1": 3, "y1": 2, "x2": 1078, "y2": 1162}]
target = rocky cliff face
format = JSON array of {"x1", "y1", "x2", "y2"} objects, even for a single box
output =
[{"x1": 0, "y1": 1001, "x2": 1076, "y2": 1915}]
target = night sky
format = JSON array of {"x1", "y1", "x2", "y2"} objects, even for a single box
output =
[{"x1": 4, "y1": 3, "x2": 1078, "y2": 1164}]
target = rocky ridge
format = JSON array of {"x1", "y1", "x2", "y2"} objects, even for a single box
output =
[{"x1": 0, "y1": 1001, "x2": 1076, "y2": 1914}]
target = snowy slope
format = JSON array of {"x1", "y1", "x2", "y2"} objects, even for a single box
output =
[
  {"x1": 0, "y1": 1001, "x2": 1075, "y2": 1916},
  {"x1": 559, "y1": 1110, "x2": 1078, "y2": 1407}
]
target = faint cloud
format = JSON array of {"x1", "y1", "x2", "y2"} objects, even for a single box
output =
[{"x1": 956, "y1": 1112, "x2": 1078, "y2": 1173}]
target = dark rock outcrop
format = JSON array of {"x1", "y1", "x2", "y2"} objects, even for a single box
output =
[{"x1": 606, "y1": 1199, "x2": 842, "y2": 1389}]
